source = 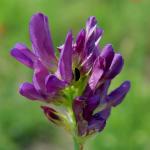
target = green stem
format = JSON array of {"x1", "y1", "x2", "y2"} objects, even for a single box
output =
[{"x1": 73, "y1": 137, "x2": 84, "y2": 150}]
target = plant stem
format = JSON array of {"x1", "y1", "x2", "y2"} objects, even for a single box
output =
[{"x1": 73, "y1": 137, "x2": 84, "y2": 150}]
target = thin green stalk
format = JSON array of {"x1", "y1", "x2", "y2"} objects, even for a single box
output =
[{"x1": 73, "y1": 137, "x2": 84, "y2": 150}]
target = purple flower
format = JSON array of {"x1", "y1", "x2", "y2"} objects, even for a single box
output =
[
  {"x1": 11, "y1": 13, "x2": 57, "y2": 71},
  {"x1": 58, "y1": 16, "x2": 103, "y2": 75},
  {"x1": 11, "y1": 13, "x2": 73, "y2": 102},
  {"x1": 71, "y1": 18, "x2": 130, "y2": 136},
  {"x1": 73, "y1": 41, "x2": 130, "y2": 136},
  {"x1": 73, "y1": 17, "x2": 103, "y2": 75},
  {"x1": 11, "y1": 13, "x2": 131, "y2": 140}
]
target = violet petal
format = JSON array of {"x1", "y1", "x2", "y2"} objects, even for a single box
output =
[
  {"x1": 94, "y1": 108, "x2": 111, "y2": 120},
  {"x1": 33, "y1": 61, "x2": 49, "y2": 93},
  {"x1": 95, "y1": 28, "x2": 103, "y2": 46},
  {"x1": 30, "y1": 13, "x2": 57, "y2": 67},
  {"x1": 11, "y1": 43, "x2": 36, "y2": 68},
  {"x1": 57, "y1": 31, "x2": 73, "y2": 83},
  {"x1": 88, "y1": 117, "x2": 106, "y2": 133},
  {"x1": 105, "y1": 53, "x2": 124, "y2": 79},
  {"x1": 95, "y1": 80, "x2": 111, "y2": 103},
  {"x1": 45, "y1": 74, "x2": 66, "y2": 93},
  {"x1": 107, "y1": 81, "x2": 131, "y2": 107},
  {"x1": 88, "y1": 56, "x2": 105, "y2": 90},
  {"x1": 100, "y1": 44, "x2": 114, "y2": 70},
  {"x1": 19, "y1": 82, "x2": 42, "y2": 100},
  {"x1": 73, "y1": 97, "x2": 88, "y2": 136},
  {"x1": 83, "y1": 95, "x2": 100, "y2": 121},
  {"x1": 86, "y1": 16, "x2": 97, "y2": 33},
  {"x1": 76, "y1": 29, "x2": 86, "y2": 53}
]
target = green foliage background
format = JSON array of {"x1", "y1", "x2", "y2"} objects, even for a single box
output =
[{"x1": 0, "y1": 0, "x2": 150, "y2": 149}]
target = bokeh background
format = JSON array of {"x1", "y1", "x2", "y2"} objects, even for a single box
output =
[{"x1": 0, "y1": 0, "x2": 150, "y2": 149}]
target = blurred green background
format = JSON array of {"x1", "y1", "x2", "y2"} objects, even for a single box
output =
[{"x1": 0, "y1": 0, "x2": 150, "y2": 149}]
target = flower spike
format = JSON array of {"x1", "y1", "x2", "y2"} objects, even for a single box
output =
[{"x1": 11, "y1": 13, "x2": 131, "y2": 150}]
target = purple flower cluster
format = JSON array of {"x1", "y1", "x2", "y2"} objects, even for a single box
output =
[{"x1": 11, "y1": 13, "x2": 130, "y2": 137}]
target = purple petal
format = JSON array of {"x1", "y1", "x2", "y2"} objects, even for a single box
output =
[
  {"x1": 105, "y1": 53, "x2": 124, "y2": 79},
  {"x1": 85, "y1": 17, "x2": 97, "y2": 54},
  {"x1": 95, "y1": 80, "x2": 111, "y2": 104},
  {"x1": 87, "y1": 108, "x2": 111, "y2": 134},
  {"x1": 33, "y1": 61, "x2": 49, "y2": 93},
  {"x1": 11, "y1": 43, "x2": 36, "y2": 68},
  {"x1": 73, "y1": 96, "x2": 85, "y2": 121},
  {"x1": 100, "y1": 44, "x2": 114, "y2": 70},
  {"x1": 30, "y1": 13, "x2": 57, "y2": 68},
  {"x1": 88, "y1": 56, "x2": 105, "y2": 90},
  {"x1": 107, "y1": 81, "x2": 131, "y2": 107},
  {"x1": 95, "y1": 28, "x2": 103, "y2": 46},
  {"x1": 83, "y1": 95, "x2": 100, "y2": 121},
  {"x1": 19, "y1": 82, "x2": 42, "y2": 100},
  {"x1": 94, "y1": 108, "x2": 111, "y2": 120},
  {"x1": 45, "y1": 75, "x2": 66, "y2": 93},
  {"x1": 76, "y1": 29, "x2": 86, "y2": 53},
  {"x1": 86, "y1": 108, "x2": 111, "y2": 134},
  {"x1": 79, "y1": 17, "x2": 100, "y2": 72},
  {"x1": 86, "y1": 16, "x2": 97, "y2": 33},
  {"x1": 80, "y1": 48, "x2": 98, "y2": 73},
  {"x1": 88, "y1": 117, "x2": 106, "y2": 133},
  {"x1": 73, "y1": 97, "x2": 88, "y2": 136},
  {"x1": 85, "y1": 28, "x2": 97, "y2": 54},
  {"x1": 57, "y1": 31, "x2": 73, "y2": 83}
]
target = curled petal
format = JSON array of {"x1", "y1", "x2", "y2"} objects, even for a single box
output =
[
  {"x1": 30, "y1": 13, "x2": 57, "y2": 68},
  {"x1": 19, "y1": 82, "x2": 43, "y2": 100},
  {"x1": 57, "y1": 31, "x2": 73, "y2": 83},
  {"x1": 107, "y1": 81, "x2": 131, "y2": 107},
  {"x1": 33, "y1": 61, "x2": 49, "y2": 93},
  {"x1": 45, "y1": 75, "x2": 66, "y2": 93},
  {"x1": 11, "y1": 43, "x2": 36, "y2": 68},
  {"x1": 41, "y1": 106, "x2": 62, "y2": 125},
  {"x1": 105, "y1": 53, "x2": 124, "y2": 79},
  {"x1": 100, "y1": 44, "x2": 114, "y2": 70}
]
